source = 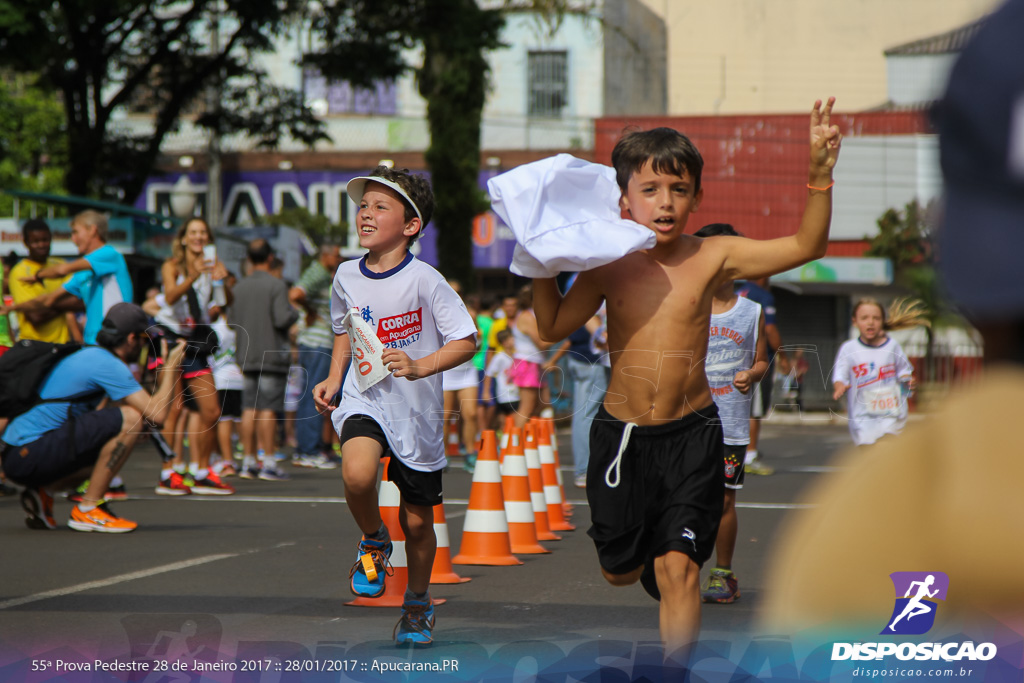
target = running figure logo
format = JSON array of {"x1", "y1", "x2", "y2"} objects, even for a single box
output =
[
  {"x1": 881, "y1": 571, "x2": 949, "y2": 635},
  {"x1": 359, "y1": 306, "x2": 375, "y2": 326}
]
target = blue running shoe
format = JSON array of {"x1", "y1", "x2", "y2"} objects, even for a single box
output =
[
  {"x1": 394, "y1": 598, "x2": 434, "y2": 646},
  {"x1": 349, "y1": 536, "x2": 393, "y2": 598}
]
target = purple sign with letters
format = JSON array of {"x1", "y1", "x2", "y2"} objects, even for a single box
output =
[{"x1": 136, "y1": 170, "x2": 517, "y2": 270}]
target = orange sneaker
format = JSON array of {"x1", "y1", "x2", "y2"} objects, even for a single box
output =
[
  {"x1": 21, "y1": 488, "x2": 57, "y2": 530},
  {"x1": 68, "y1": 503, "x2": 138, "y2": 533}
]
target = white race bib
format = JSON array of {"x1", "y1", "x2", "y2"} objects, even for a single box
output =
[
  {"x1": 342, "y1": 310, "x2": 390, "y2": 393},
  {"x1": 862, "y1": 385, "x2": 901, "y2": 417}
]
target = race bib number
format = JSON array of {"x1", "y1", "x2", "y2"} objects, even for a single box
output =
[
  {"x1": 342, "y1": 310, "x2": 390, "y2": 392},
  {"x1": 863, "y1": 385, "x2": 901, "y2": 417}
]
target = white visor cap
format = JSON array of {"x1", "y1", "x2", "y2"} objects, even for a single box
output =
[{"x1": 346, "y1": 176, "x2": 424, "y2": 226}]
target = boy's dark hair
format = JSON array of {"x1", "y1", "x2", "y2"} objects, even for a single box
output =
[
  {"x1": 495, "y1": 328, "x2": 513, "y2": 345},
  {"x1": 611, "y1": 127, "x2": 705, "y2": 194},
  {"x1": 248, "y1": 238, "x2": 274, "y2": 265},
  {"x1": 695, "y1": 223, "x2": 741, "y2": 238},
  {"x1": 21, "y1": 218, "x2": 51, "y2": 241},
  {"x1": 368, "y1": 165, "x2": 434, "y2": 240}
]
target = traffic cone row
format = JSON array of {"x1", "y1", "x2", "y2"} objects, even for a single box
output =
[
  {"x1": 452, "y1": 418, "x2": 578, "y2": 567},
  {"x1": 348, "y1": 419, "x2": 575, "y2": 611}
]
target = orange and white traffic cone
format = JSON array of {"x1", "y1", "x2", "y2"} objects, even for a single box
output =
[
  {"x1": 452, "y1": 431, "x2": 522, "y2": 566},
  {"x1": 524, "y1": 422, "x2": 560, "y2": 542},
  {"x1": 430, "y1": 503, "x2": 472, "y2": 584},
  {"x1": 499, "y1": 414, "x2": 516, "y2": 455},
  {"x1": 500, "y1": 425, "x2": 550, "y2": 554},
  {"x1": 347, "y1": 457, "x2": 447, "y2": 607},
  {"x1": 544, "y1": 415, "x2": 574, "y2": 519},
  {"x1": 533, "y1": 418, "x2": 575, "y2": 531}
]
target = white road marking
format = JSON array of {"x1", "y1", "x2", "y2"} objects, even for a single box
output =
[{"x1": 0, "y1": 553, "x2": 234, "y2": 610}]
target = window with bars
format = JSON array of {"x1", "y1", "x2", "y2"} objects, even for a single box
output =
[{"x1": 528, "y1": 51, "x2": 568, "y2": 118}]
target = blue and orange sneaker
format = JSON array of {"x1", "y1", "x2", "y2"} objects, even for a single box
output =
[
  {"x1": 701, "y1": 568, "x2": 740, "y2": 604},
  {"x1": 349, "y1": 536, "x2": 393, "y2": 598},
  {"x1": 394, "y1": 598, "x2": 435, "y2": 646}
]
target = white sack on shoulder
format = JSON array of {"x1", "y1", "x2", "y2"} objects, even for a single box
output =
[{"x1": 488, "y1": 153, "x2": 656, "y2": 277}]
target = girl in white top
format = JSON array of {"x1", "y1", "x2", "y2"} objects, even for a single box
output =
[
  {"x1": 508, "y1": 283, "x2": 552, "y2": 427},
  {"x1": 154, "y1": 218, "x2": 234, "y2": 495},
  {"x1": 833, "y1": 298, "x2": 927, "y2": 446}
]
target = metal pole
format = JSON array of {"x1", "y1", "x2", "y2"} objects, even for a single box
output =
[{"x1": 207, "y1": 1, "x2": 223, "y2": 228}]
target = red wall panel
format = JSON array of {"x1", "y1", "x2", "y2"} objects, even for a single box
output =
[{"x1": 595, "y1": 111, "x2": 930, "y2": 241}]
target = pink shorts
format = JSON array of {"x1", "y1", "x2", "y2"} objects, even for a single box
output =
[{"x1": 510, "y1": 359, "x2": 542, "y2": 389}]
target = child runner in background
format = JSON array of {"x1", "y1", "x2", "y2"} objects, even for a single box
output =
[
  {"x1": 694, "y1": 223, "x2": 768, "y2": 605},
  {"x1": 509, "y1": 284, "x2": 551, "y2": 427},
  {"x1": 832, "y1": 298, "x2": 926, "y2": 446},
  {"x1": 313, "y1": 165, "x2": 476, "y2": 646},
  {"x1": 209, "y1": 299, "x2": 243, "y2": 477},
  {"x1": 483, "y1": 329, "x2": 520, "y2": 420},
  {"x1": 442, "y1": 283, "x2": 481, "y2": 473}
]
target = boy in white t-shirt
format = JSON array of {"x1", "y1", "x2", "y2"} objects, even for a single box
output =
[
  {"x1": 482, "y1": 329, "x2": 520, "y2": 416},
  {"x1": 694, "y1": 224, "x2": 769, "y2": 605},
  {"x1": 313, "y1": 166, "x2": 476, "y2": 647}
]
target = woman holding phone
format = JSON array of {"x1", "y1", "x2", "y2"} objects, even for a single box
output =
[{"x1": 152, "y1": 217, "x2": 235, "y2": 496}]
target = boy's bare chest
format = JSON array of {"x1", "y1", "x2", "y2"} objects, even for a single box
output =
[{"x1": 602, "y1": 257, "x2": 715, "y2": 327}]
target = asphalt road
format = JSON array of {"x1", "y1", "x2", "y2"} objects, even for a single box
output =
[{"x1": 0, "y1": 418, "x2": 854, "y2": 682}]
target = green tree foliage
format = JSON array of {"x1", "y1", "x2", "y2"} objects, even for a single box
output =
[
  {"x1": 866, "y1": 200, "x2": 932, "y2": 271},
  {"x1": 307, "y1": 0, "x2": 505, "y2": 287},
  {"x1": 866, "y1": 199, "x2": 960, "y2": 380},
  {"x1": 0, "y1": 72, "x2": 68, "y2": 215},
  {"x1": 0, "y1": 0, "x2": 327, "y2": 203}
]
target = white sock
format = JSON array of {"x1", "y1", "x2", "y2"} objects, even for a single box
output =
[{"x1": 744, "y1": 449, "x2": 759, "y2": 465}]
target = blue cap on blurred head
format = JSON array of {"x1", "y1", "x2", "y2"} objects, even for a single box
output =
[{"x1": 935, "y1": 0, "x2": 1024, "y2": 320}]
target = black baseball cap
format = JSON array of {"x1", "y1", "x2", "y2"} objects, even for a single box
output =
[{"x1": 101, "y1": 302, "x2": 150, "y2": 337}]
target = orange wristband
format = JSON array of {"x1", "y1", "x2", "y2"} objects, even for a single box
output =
[{"x1": 807, "y1": 180, "x2": 835, "y2": 191}]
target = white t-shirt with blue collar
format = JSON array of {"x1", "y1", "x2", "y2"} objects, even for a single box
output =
[{"x1": 330, "y1": 253, "x2": 477, "y2": 472}]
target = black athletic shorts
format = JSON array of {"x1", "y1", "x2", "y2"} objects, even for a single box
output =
[
  {"x1": 724, "y1": 443, "x2": 746, "y2": 490},
  {"x1": 1, "y1": 407, "x2": 124, "y2": 489},
  {"x1": 219, "y1": 389, "x2": 242, "y2": 421},
  {"x1": 496, "y1": 401, "x2": 520, "y2": 416},
  {"x1": 339, "y1": 414, "x2": 443, "y2": 508},
  {"x1": 586, "y1": 403, "x2": 725, "y2": 580}
]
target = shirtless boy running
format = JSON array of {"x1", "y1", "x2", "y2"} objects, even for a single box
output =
[{"x1": 531, "y1": 98, "x2": 841, "y2": 661}]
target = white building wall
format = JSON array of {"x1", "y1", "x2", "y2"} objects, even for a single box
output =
[
  {"x1": 831, "y1": 135, "x2": 941, "y2": 241},
  {"x1": 886, "y1": 54, "x2": 959, "y2": 106}
]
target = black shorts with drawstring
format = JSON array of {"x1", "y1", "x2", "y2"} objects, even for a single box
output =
[{"x1": 586, "y1": 403, "x2": 725, "y2": 596}]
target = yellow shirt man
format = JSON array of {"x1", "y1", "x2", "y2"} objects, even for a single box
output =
[{"x1": 9, "y1": 257, "x2": 72, "y2": 343}]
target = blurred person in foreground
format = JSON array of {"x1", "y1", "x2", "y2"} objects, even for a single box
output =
[{"x1": 762, "y1": 0, "x2": 1024, "y2": 631}]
